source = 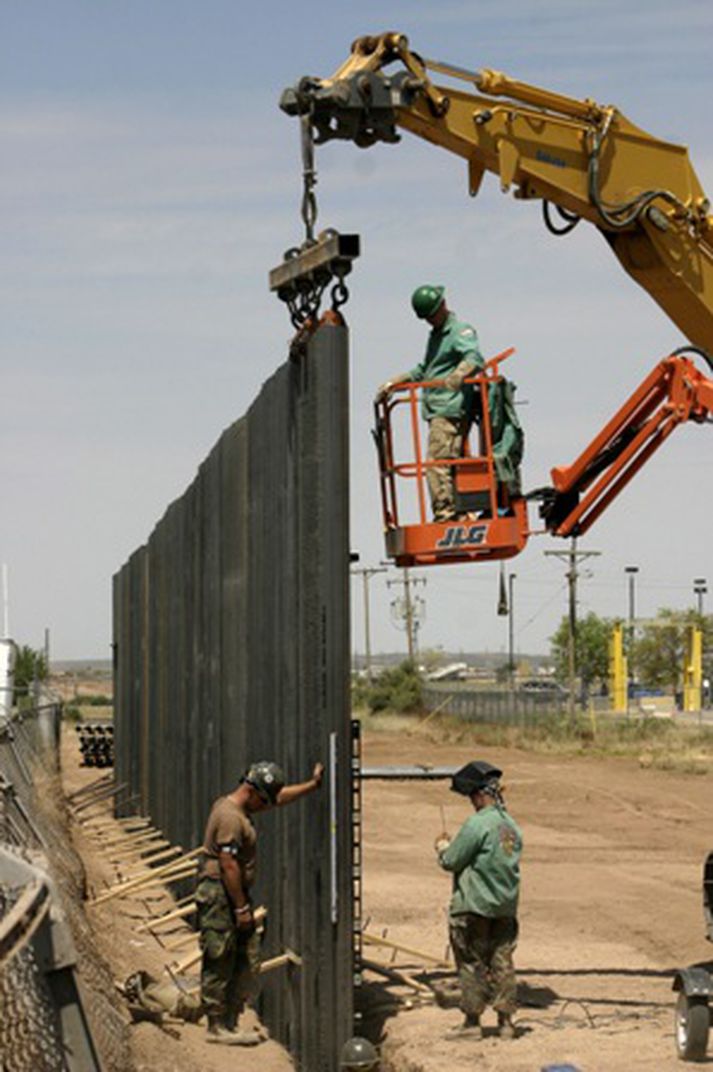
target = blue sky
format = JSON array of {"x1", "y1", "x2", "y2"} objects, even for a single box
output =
[{"x1": 1, "y1": 2, "x2": 712, "y2": 660}]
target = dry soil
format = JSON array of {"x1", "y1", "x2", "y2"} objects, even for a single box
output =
[
  {"x1": 63, "y1": 721, "x2": 713, "y2": 1071},
  {"x1": 360, "y1": 727, "x2": 713, "y2": 1071}
]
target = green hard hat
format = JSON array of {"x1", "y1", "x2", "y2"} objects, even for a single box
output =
[
  {"x1": 411, "y1": 284, "x2": 445, "y2": 319},
  {"x1": 340, "y1": 1037, "x2": 379, "y2": 1070},
  {"x1": 243, "y1": 760, "x2": 285, "y2": 804}
]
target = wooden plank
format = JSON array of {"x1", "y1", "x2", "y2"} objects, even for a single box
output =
[
  {"x1": 136, "y1": 902, "x2": 197, "y2": 933},
  {"x1": 363, "y1": 932, "x2": 449, "y2": 967},
  {"x1": 89, "y1": 848, "x2": 202, "y2": 905},
  {"x1": 362, "y1": 957, "x2": 434, "y2": 995}
]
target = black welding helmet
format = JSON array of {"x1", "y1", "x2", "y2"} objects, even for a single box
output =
[{"x1": 451, "y1": 760, "x2": 503, "y2": 796}]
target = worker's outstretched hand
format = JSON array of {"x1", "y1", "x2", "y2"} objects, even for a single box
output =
[{"x1": 312, "y1": 762, "x2": 325, "y2": 787}]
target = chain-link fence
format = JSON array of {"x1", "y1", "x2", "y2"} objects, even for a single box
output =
[
  {"x1": 0, "y1": 706, "x2": 132, "y2": 1072},
  {"x1": 422, "y1": 683, "x2": 569, "y2": 725}
]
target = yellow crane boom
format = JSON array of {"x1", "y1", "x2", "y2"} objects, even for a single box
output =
[{"x1": 281, "y1": 32, "x2": 713, "y2": 353}]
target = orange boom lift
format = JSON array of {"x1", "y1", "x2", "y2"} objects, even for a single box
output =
[
  {"x1": 281, "y1": 32, "x2": 713, "y2": 565},
  {"x1": 375, "y1": 345, "x2": 713, "y2": 567}
]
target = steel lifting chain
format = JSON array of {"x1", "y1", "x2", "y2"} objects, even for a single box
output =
[
  {"x1": 281, "y1": 110, "x2": 351, "y2": 330},
  {"x1": 300, "y1": 110, "x2": 318, "y2": 244},
  {"x1": 330, "y1": 269, "x2": 350, "y2": 312},
  {"x1": 285, "y1": 278, "x2": 329, "y2": 330}
]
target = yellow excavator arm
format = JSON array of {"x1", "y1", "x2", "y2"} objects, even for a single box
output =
[{"x1": 281, "y1": 32, "x2": 713, "y2": 353}]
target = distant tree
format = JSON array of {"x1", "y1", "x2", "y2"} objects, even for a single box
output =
[
  {"x1": 13, "y1": 645, "x2": 47, "y2": 704},
  {"x1": 633, "y1": 608, "x2": 713, "y2": 691},
  {"x1": 550, "y1": 612, "x2": 612, "y2": 689},
  {"x1": 419, "y1": 648, "x2": 445, "y2": 674},
  {"x1": 495, "y1": 663, "x2": 511, "y2": 685}
]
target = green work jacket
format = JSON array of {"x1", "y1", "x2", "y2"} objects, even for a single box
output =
[
  {"x1": 407, "y1": 312, "x2": 484, "y2": 421},
  {"x1": 438, "y1": 804, "x2": 522, "y2": 918}
]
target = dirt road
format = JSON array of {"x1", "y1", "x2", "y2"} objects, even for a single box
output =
[{"x1": 361, "y1": 727, "x2": 713, "y2": 1071}]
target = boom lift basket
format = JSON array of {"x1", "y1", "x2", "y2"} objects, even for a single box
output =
[{"x1": 374, "y1": 348, "x2": 529, "y2": 567}]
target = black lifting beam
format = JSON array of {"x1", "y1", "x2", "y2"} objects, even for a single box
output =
[{"x1": 269, "y1": 229, "x2": 360, "y2": 328}]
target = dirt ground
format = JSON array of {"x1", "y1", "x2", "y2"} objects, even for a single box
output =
[
  {"x1": 60, "y1": 729, "x2": 292, "y2": 1072},
  {"x1": 61, "y1": 720, "x2": 713, "y2": 1071},
  {"x1": 360, "y1": 727, "x2": 713, "y2": 1071}
]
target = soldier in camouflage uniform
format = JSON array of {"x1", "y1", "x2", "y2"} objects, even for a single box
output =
[
  {"x1": 376, "y1": 285, "x2": 484, "y2": 522},
  {"x1": 435, "y1": 760, "x2": 522, "y2": 1041},
  {"x1": 197, "y1": 759, "x2": 324, "y2": 1046}
]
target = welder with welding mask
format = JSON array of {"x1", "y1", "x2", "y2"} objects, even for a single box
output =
[{"x1": 435, "y1": 759, "x2": 522, "y2": 1041}]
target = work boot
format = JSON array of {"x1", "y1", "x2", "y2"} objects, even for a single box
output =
[
  {"x1": 206, "y1": 1021, "x2": 259, "y2": 1046},
  {"x1": 497, "y1": 1012, "x2": 516, "y2": 1039},
  {"x1": 227, "y1": 1022, "x2": 268, "y2": 1043},
  {"x1": 445, "y1": 1013, "x2": 484, "y2": 1040}
]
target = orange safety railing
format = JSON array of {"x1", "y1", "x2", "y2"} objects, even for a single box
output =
[{"x1": 375, "y1": 348, "x2": 516, "y2": 531}]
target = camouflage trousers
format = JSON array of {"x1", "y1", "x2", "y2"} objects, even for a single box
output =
[
  {"x1": 195, "y1": 877, "x2": 261, "y2": 1023},
  {"x1": 449, "y1": 913, "x2": 518, "y2": 1017},
  {"x1": 426, "y1": 417, "x2": 467, "y2": 521}
]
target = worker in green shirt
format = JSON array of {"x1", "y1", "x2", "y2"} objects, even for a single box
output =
[
  {"x1": 435, "y1": 760, "x2": 522, "y2": 1040},
  {"x1": 375, "y1": 285, "x2": 484, "y2": 522}
]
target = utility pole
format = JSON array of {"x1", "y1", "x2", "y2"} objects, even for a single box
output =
[
  {"x1": 351, "y1": 566, "x2": 387, "y2": 682},
  {"x1": 545, "y1": 538, "x2": 600, "y2": 718},
  {"x1": 387, "y1": 569, "x2": 427, "y2": 663}
]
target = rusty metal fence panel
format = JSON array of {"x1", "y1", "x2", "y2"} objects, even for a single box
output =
[{"x1": 113, "y1": 320, "x2": 352, "y2": 1070}]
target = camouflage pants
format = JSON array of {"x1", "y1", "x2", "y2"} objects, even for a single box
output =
[
  {"x1": 196, "y1": 877, "x2": 261, "y2": 1023},
  {"x1": 426, "y1": 417, "x2": 466, "y2": 521},
  {"x1": 449, "y1": 913, "x2": 518, "y2": 1017}
]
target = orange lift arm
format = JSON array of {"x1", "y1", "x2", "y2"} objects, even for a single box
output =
[
  {"x1": 281, "y1": 32, "x2": 713, "y2": 355},
  {"x1": 538, "y1": 348, "x2": 713, "y2": 537}
]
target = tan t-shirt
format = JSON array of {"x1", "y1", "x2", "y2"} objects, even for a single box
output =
[{"x1": 200, "y1": 796, "x2": 257, "y2": 885}]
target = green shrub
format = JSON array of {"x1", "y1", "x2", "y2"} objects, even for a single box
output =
[
  {"x1": 76, "y1": 693, "x2": 113, "y2": 706},
  {"x1": 353, "y1": 661, "x2": 423, "y2": 714}
]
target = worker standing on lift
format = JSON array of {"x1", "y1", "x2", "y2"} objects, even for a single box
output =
[{"x1": 376, "y1": 285, "x2": 483, "y2": 522}]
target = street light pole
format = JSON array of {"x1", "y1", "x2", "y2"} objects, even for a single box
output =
[
  {"x1": 508, "y1": 573, "x2": 516, "y2": 684},
  {"x1": 694, "y1": 577, "x2": 708, "y2": 617}
]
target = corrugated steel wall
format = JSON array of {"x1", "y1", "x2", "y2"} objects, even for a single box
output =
[{"x1": 113, "y1": 319, "x2": 352, "y2": 1070}]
